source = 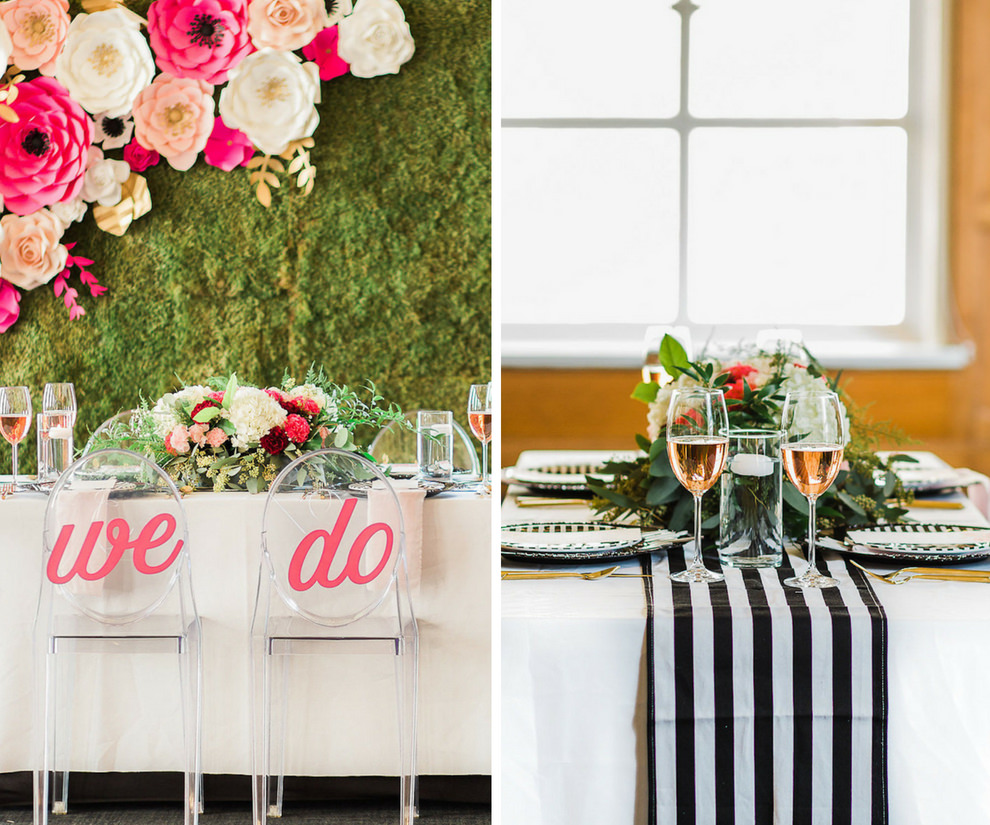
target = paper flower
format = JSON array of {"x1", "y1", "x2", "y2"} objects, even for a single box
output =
[
  {"x1": 0, "y1": 0, "x2": 71, "y2": 76},
  {"x1": 302, "y1": 25, "x2": 348, "y2": 81},
  {"x1": 337, "y1": 0, "x2": 413, "y2": 79},
  {"x1": 132, "y1": 73, "x2": 215, "y2": 171},
  {"x1": 0, "y1": 209, "x2": 67, "y2": 291},
  {"x1": 54, "y1": 9, "x2": 156, "y2": 117},
  {"x1": 218, "y1": 49, "x2": 319, "y2": 155},
  {"x1": 204, "y1": 116, "x2": 254, "y2": 171},
  {"x1": 0, "y1": 77, "x2": 92, "y2": 216},
  {"x1": 247, "y1": 0, "x2": 339, "y2": 52},
  {"x1": 147, "y1": 0, "x2": 254, "y2": 85},
  {"x1": 123, "y1": 138, "x2": 160, "y2": 172},
  {"x1": 81, "y1": 146, "x2": 130, "y2": 206},
  {"x1": 50, "y1": 194, "x2": 86, "y2": 227},
  {"x1": 93, "y1": 111, "x2": 134, "y2": 150},
  {"x1": 0, "y1": 279, "x2": 21, "y2": 334}
]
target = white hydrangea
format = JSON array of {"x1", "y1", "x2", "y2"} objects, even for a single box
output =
[
  {"x1": 286, "y1": 382, "x2": 333, "y2": 413},
  {"x1": 227, "y1": 386, "x2": 287, "y2": 449}
]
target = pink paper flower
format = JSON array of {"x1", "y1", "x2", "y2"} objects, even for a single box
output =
[
  {"x1": 205, "y1": 427, "x2": 228, "y2": 448},
  {"x1": 302, "y1": 26, "x2": 349, "y2": 81},
  {"x1": 0, "y1": 209, "x2": 67, "y2": 290},
  {"x1": 284, "y1": 413, "x2": 310, "y2": 444},
  {"x1": 123, "y1": 139, "x2": 161, "y2": 172},
  {"x1": 147, "y1": 0, "x2": 254, "y2": 85},
  {"x1": 247, "y1": 0, "x2": 331, "y2": 51},
  {"x1": 203, "y1": 117, "x2": 254, "y2": 171},
  {"x1": 0, "y1": 0, "x2": 71, "y2": 75},
  {"x1": 132, "y1": 74, "x2": 216, "y2": 171},
  {"x1": 0, "y1": 77, "x2": 92, "y2": 216},
  {"x1": 0, "y1": 280, "x2": 21, "y2": 334}
]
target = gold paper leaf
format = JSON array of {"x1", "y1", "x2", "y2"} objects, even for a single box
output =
[
  {"x1": 256, "y1": 181, "x2": 271, "y2": 208},
  {"x1": 0, "y1": 105, "x2": 17, "y2": 124}
]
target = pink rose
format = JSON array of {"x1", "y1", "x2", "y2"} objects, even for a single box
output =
[
  {"x1": 132, "y1": 74, "x2": 215, "y2": 171},
  {"x1": 0, "y1": 0, "x2": 71, "y2": 75},
  {"x1": 0, "y1": 280, "x2": 21, "y2": 334},
  {"x1": 0, "y1": 210, "x2": 67, "y2": 290},
  {"x1": 123, "y1": 139, "x2": 161, "y2": 172},
  {"x1": 247, "y1": 0, "x2": 330, "y2": 51},
  {"x1": 0, "y1": 77, "x2": 92, "y2": 216},
  {"x1": 203, "y1": 117, "x2": 254, "y2": 171},
  {"x1": 189, "y1": 422, "x2": 209, "y2": 446},
  {"x1": 205, "y1": 427, "x2": 228, "y2": 448},
  {"x1": 148, "y1": 0, "x2": 254, "y2": 85},
  {"x1": 284, "y1": 413, "x2": 310, "y2": 444},
  {"x1": 302, "y1": 26, "x2": 349, "y2": 81},
  {"x1": 168, "y1": 425, "x2": 191, "y2": 454}
]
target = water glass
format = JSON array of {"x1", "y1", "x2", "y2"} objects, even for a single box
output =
[{"x1": 417, "y1": 410, "x2": 454, "y2": 480}]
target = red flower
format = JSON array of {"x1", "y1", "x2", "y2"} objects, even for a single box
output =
[
  {"x1": 190, "y1": 399, "x2": 221, "y2": 420},
  {"x1": 260, "y1": 426, "x2": 289, "y2": 454},
  {"x1": 284, "y1": 414, "x2": 311, "y2": 444},
  {"x1": 123, "y1": 139, "x2": 161, "y2": 172}
]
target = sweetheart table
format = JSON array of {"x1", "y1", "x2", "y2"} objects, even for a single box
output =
[
  {"x1": 0, "y1": 487, "x2": 491, "y2": 781},
  {"x1": 502, "y1": 450, "x2": 990, "y2": 825}
]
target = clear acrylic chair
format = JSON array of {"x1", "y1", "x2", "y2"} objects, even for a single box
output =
[
  {"x1": 369, "y1": 411, "x2": 480, "y2": 476},
  {"x1": 251, "y1": 448, "x2": 418, "y2": 825},
  {"x1": 33, "y1": 448, "x2": 202, "y2": 825}
]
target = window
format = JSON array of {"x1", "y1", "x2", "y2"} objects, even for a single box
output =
[{"x1": 501, "y1": 0, "x2": 965, "y2": 368}]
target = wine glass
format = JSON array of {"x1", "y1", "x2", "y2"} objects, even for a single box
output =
[
  {"x1": 0, "y1": 386, "x2": 32, "y2": 489},
  {"x1": 43, "y1": 382, "x2": 77, "y2": 427},
  {"x1": 666, "y1": 387, "x2": 729, "y2": 583},
  {"x1": 467, "y1": 383, "x2": 492, "y2": 494},
  {"x1": 780, "y1": 390, "x2": 845, "y2": 589}
]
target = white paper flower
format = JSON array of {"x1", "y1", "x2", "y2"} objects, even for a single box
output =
[
  {"x1": 54, "y1": 9, "x2": 156, "y2": 117},
  {"x1": 93, "y1": 111, "x2": 134, "y2": 150},
  {"x1": 218, "y1": 49, "x2": 320, "y2": 156},
  {"x1": 0, "y1": 16, "x2": 12, "y2": 69},
  {"x1": 50, "y1": 194, "x2": 87, "y2": 227},
  {"x1": 227, "y1": 386, "x2": 287, "y2": 448},
  {"x1": 81, "y1": 146, "x2": 130, "y2": 206},
  {"x1": 337, "y1": 0, "x2": 414, "y2": 79}
]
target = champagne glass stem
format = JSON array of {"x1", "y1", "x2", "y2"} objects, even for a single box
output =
[
  {"x1": 806, "y1": 495, "x2": 817, "y2": 576},
  {"x1": 692, "y1": 492, "x2": 703, "y2": 570},
  {"x1": 11, "y1": 441, "x2": 17, "y2": 488}
]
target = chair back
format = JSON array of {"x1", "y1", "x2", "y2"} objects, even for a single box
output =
[
  {"x1": 261, "y1": 449, "x2": 407, "y2": 628},
  {"x1": 42, "y1": 449, "x2": 190, "y2": 626},
  {"x1": 369, "y1": 411, "x2": 480, "y2": 475}
]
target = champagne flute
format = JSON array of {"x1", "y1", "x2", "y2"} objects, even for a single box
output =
[
  {"x1": 780, "y1": 390, "x2": 845, "y2": 589},
  {"x1": 666, "y1": 387, "x2": 730, "y2": 583},
  {"x1": 467, "y1": 383, "x2": 492, "y2": 494},
  {"x1": 0, "y1": 386, "x2": 32, "y2": 489}
]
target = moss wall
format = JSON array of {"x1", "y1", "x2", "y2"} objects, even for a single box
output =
[{"x1": 0, "y1": 0, "x2": 491, "y2": 471}]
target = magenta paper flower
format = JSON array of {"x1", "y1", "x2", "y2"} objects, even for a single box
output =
[
  {"x1": 123, "y1": 139, "x2": 161, "y2": 172},
  {"x1": 302, "y1": 26, "x2": 348, "y2": 81},
  {"x1": 203, "y1": 116, "x2": 254, "y2": 171},
  {"x1": 0, "y1": 0, "x2": 71, "y2": 76},
  {"x1": 0, "y1": 77, "x2": 93, "y2": 216},
  {"x1": 132, "y1": 73, "x2": 215, "y2": 171},
  {"x1": 0, "y1": 280, "x2": 21, "y2": 334},
  {"x1": 147, "y1": 0, "x2": 254, "y2": 85}
]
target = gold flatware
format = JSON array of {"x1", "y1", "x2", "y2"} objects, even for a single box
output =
[
  {"x1": 849, "y1": 558, "x2": 990, "y2": 585},
  {"x1": 515, "y1": 497, "x2": 589, "y2": 507}
]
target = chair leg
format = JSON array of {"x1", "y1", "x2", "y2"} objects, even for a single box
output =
[
  {"x1": 267, "y1": 654, "x2": 289, "y2": 819},
  {"x1": 395, "y1": 635, "x2": 419, "y2": 825}
]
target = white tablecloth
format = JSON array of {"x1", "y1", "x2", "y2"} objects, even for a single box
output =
[
  {"x1": 502, "y1": 450, "x2": 990, "y2": 825},
  {"x1": 0, "y1": 488, "x2": 492, "y2": 777}
]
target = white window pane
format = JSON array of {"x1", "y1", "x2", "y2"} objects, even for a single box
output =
[
  {"x1": 690, "y1": 0, "x2": 910, "y2": 118},
  {"x1": 503, "y1": 128, "x2": 680, "y2": 325},
  {"x1": 502, "y1": 0, "x2": 680, "y2": 118},
  {"x1": 687, "y1": 128, "x2": 907, "y2": 325}
]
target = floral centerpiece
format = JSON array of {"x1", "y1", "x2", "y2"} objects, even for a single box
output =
[
  {"x1": 0, "y1": 0, "x2": 416, "y2": 333},
  {"x1": 589, "y1": 335, "x2": 913, "y2": 539},
  {"x1": 89, "y1": 365, "x2": 406, "y2": 492}
]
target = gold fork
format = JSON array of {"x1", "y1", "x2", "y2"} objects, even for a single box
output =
[{"x1": 848, "y1": 558, "x2": 990, "y2": 585}]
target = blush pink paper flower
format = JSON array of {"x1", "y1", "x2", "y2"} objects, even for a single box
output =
[
  {"x1": 132, "y1": 74, "x2": 216, "y2": 171},
  {"x1": 203, "y1": 117, "x2": 254, "y2": 171},
  {"x1": 302, "y1": 25, "x2": 348, "y2": 81},
  {"x1": 0, "y1": 77, "x2": 92, "y2": 216},
  {"x1": 0, "y1": 0, "x2": 71, "y2": 75},
  {"x1": 148, "y1": 0, "x2": 254, "y2": 85},
  {"x1": 0, "y1": 280, "x2": 21, "y2": 334},
  {"x1": 123, "y1": 139, "x2": 161, "y2": 172}
]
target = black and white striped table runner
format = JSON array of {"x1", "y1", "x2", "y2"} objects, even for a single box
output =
[{"x1": 648, "y1": 548, "x2": 887, "y2": 825}]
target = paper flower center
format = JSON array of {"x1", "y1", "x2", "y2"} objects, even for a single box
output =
[
  {"x1": 258, "y1": 77, "x2": 290, "y2": 107},
  {"x1": 161, "y1": 103, "x2": 194, "y2": 135},
  {"x1": 89, "y1": 43, "x2": 123, "y2": 77},
  {"x1": 21, "y1": 128, "x2": 51, "y2": 157},
  {"x1": 21, "y1": 12, "x2": 54, "y2": 45},
  {"x1": 187, "y1": 13, "x2": 227, "y2": 49},
  {"x1": 101, "y1": 117, "x2": 126, "y2": 138}
]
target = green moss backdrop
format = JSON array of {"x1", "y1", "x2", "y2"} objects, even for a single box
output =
[{"x1": 0, "y1": 0, "x2": 491, "y2": 472}]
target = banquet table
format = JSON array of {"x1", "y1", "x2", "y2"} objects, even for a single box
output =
[
  {"x1": 0, "y1": 486, "x2": 491, "y2": 782},
  {"x1": 502, "y1": 450, "x2": 990, "y2": 825}
]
